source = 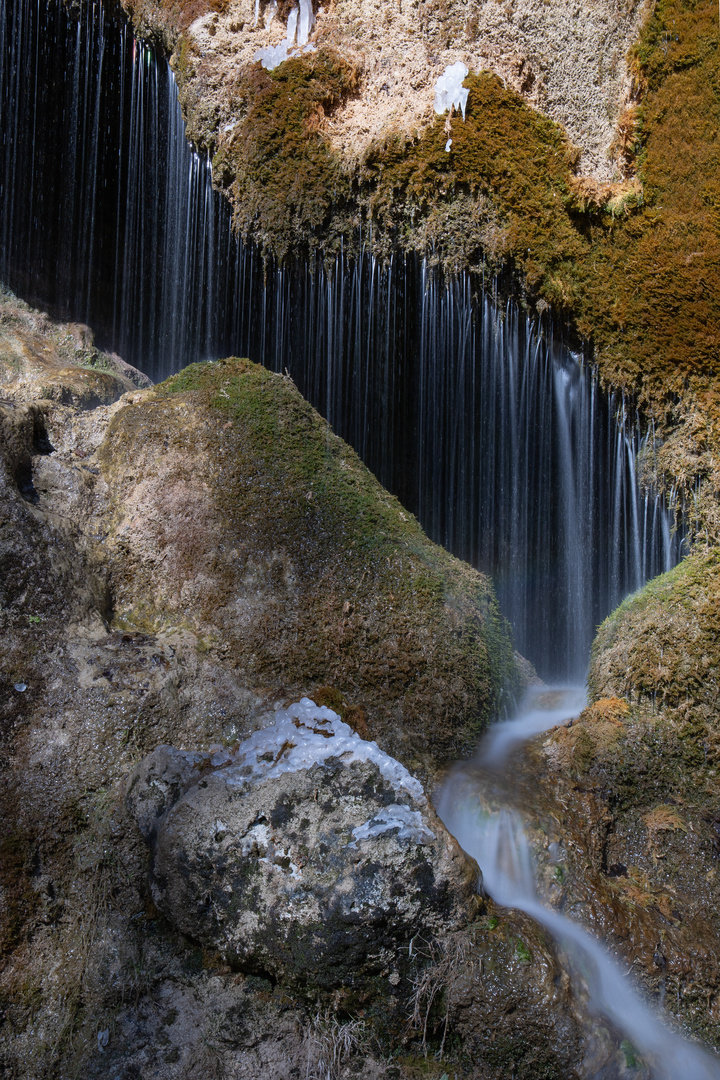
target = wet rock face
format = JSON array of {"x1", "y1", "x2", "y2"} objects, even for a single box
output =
[{"x1": 128, "y1": 702, "x2": 477, "y2": 988}]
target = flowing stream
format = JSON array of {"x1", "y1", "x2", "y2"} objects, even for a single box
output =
[{"x1": 437, "y1": 689, "x2": 720, "y2": 1080}]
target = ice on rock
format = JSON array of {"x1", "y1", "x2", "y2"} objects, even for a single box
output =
[
  {"x1": 219, "y1": 697, "x2": 425, "y2": 800},
  {"x1": 434, "y1": 62, "x2": 469, "y2": 120},
  {"x1": 350, "y1": 805, "x2": 435, "y2": 847},
  {"x1": 254, "y1": 0, "x2": 316, "y2": 71}
]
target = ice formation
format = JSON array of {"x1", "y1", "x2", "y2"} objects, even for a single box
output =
[
  {"x1": 297, "y1": 0, "x2": 314, "y2": 48},
  {"x1": 287, "y1": 6, "x2": 299, "y2": 43},
  {"x1": 434, "y1": 62, "x2": 469, "y2": 120},
  {"x1": 350, "y1": 805, "x2": 435, "y2": 847},
  {"x1": 254, "y1": 0, "x2": 316, "y2": 71},
  {"x1": 211, "y1": 697, "x2": 425, "y2": 799}
]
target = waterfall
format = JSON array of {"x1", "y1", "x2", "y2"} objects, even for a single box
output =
[
  {"x1": 0, "y1": 0, "x2": 682, "y2": 680},
  {"x1": 0, "y1": 0, "x2": 234, "y2": 371}
]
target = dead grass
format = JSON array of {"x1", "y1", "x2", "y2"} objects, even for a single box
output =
[
  {"x1": 304, "y1": 1010, "x2": 371, "y2": 1079},
  {"x1": 408, "y1": 933, "x2": 473, "y2": 1058}
]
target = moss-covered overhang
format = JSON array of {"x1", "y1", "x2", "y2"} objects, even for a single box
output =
[{"x1": 118, "y1": 0, "x2": 718, "y2": 400}]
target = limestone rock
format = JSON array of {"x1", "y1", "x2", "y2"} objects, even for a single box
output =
[
  {"x1": 128, "y1": 699, "x2": 478, "y2": 987},
  {"x1": 126, "y1": 744, "x2": 205, "y2": 842},
  {"x1": 126, "y1": 0, "x2": 644, "y2": 182}
]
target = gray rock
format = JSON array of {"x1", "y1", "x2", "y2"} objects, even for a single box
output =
[
  {"x1": 125, "y1": 744, "x2": 205, "y2": 842},
  {"x1": 128, "y1": 705, "x2": 478, "y2": 989}
]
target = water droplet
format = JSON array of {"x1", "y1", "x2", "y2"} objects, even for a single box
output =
[{"x1": 14, "y1": 682, "x2": 27, "y2": 692}]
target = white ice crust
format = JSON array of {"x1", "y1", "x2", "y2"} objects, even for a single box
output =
[
  {"x1": 254, "y1": 0, "x2": 316, "y2": 71},
  {"x1": 350, "y1": 805, "x2": 434, "y2": 847},
  {"x1": 213, "y1": 697, "x2": 425, "y2": 800},
  {"x1": 434, "y1": 62, "x2": 469, "y2": 120}
]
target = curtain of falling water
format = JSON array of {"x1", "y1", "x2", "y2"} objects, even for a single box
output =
[
  {"x1": 255, "y1": 258, "x2": 682, "y2": 679},
  {"x1": 0, "y1": 0, "x2": 682, "y2": 680},
  {"x1": 0, "y1": 0, "x2": 232, "y2": 367}
]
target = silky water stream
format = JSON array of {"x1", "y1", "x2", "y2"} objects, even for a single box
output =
[{"x1": 437, "y1": 688, "x2": 720, "y2": 1079}]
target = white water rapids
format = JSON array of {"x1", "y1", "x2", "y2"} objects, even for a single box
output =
[{"x1": 437, "y1": 687, "x2": 720, "y2": 1080}]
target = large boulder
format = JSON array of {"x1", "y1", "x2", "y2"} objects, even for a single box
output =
[
  {"x1": 98, "y1": 356, "x2": 518, "y2": 777},
  {"x1": 127, "y1": 698, "x2": 477, "y2": 989}
]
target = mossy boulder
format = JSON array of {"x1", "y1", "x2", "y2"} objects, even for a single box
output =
[
  {"x1": 98, "y1": 356, "x2": 517, "y2": 777},
  {"x1": 589, "y1": 548, "x2": 720, "y2": 732}
]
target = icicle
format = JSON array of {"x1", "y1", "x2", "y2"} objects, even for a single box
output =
[
  {"x1": 434, "y1": 61, "x2": 469, "y2": 120},
  {"x1": 286, "y1": 6, "x2": 298, "y2": 44},
  {"x1": 297, "y1": 0, "x2": 315, "y2": 46}
]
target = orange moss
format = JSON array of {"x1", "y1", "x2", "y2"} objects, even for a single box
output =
[
  {"x1": 576, "y1": 0, "x2": 720, "y2": 406},
  {"x1": 224, "y1": 51, "x2": 360, "y2": 255}
]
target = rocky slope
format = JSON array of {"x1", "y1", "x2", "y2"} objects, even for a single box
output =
[{"x1": 0, "y1": 290, "x2": 610, "y2": 1080}]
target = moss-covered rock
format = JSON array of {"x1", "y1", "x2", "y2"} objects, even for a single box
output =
[
  {"x1": 589, "y1": 549, "x2": 720, "y2": 734},
  {"x1": 98, "y1": 356, "x2": 518, "y2": 777}
]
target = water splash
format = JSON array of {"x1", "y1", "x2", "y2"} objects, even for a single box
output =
[{"x1": 437, "y1": 690, "x2": 720, "y2": 1080}]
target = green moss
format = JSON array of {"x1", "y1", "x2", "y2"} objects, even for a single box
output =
[
  {"x1": 620, "y1": 1040, "x2": 638, "y2": 1068},
  {"x1": 222, "y1": 51, "x2": 359, "y2": 257},
  {"x1": 162, "y1": 357, "x2": 432, "y2": 554},
  {"x1": 360, "y1": 71, "x2": 586, "y2": 295},
  {"x1": 514, "y1": 938, "x2": 532, "y2": 964},
  {"x1": 574, "y1": 0, "x2": 720, "y2": 407},
  {"x1": 590, "y1": 549, "x2": 720, "y2": 719},
  {"x1": 586, "y1": 548, "x2": 720, "y2": 808}
]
